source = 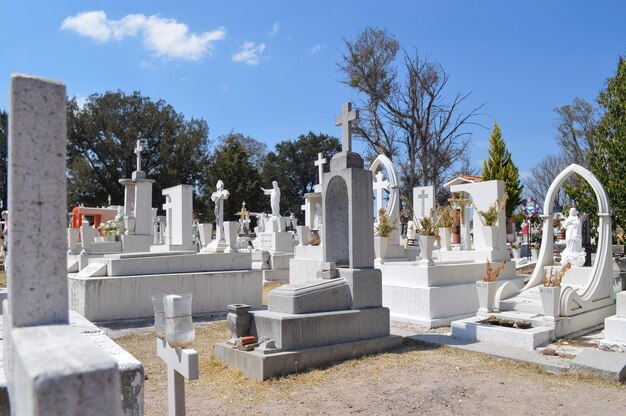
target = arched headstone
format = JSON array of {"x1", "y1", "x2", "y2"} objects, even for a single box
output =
[{"x1": 370, "y1": 154, "x2": 401, "y2": 244}]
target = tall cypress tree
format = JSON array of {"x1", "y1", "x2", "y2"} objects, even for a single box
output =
[{"x1": 481, "y1": 122, "x2": 524, "y2": 220}]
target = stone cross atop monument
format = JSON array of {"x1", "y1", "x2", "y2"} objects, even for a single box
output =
[
  {"x1": 134, "y1": 139, "x2": 144, "y2": 172},
  {"x1": 373, "y1": 171, "x2": 390, "y2": 212},
  {"x1": 314, "y1": 152, "x2": 327, "y2": 185},
  {"x1": 334, "y1": 102, "x2": 359, "y2": 153}
]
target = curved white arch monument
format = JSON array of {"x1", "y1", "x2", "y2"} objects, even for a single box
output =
[
  {"x1": 370, "y1": 154, "x2": 401, "y2": 245},
  {"x1": 496, "y1": 164, "x2": 614, "y2": 322}
]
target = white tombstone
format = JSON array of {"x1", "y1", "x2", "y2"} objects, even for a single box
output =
[
  {"x1": 3, "y1": 74, "x2": 122, "y2": 415},
  {"x1": 118, "y1": 141, "x2": 156, "y2": 252},
  {"x1": 161, "y1": 184, "x2": 194, "y2": 248},
  {"x1": 413, "y1": 185, "x2": 435, "y2": 223},
  {"x1": 197, "y1": 223, "x2": 213, "y2": 247}
]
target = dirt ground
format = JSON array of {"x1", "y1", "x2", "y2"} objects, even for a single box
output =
[{"x1": 115, "y1": 321, "x2": 626, "y2": 416}]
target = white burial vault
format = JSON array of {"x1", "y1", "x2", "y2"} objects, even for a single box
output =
[{"x1": 452, "y1": 164, "x2": 617, "y2": 349}]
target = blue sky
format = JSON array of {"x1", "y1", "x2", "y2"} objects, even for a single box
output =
[{"x1": 1, "y1": 1, "x2": 625, "y2": 180}]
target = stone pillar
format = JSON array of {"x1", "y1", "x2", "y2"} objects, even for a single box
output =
[{"x1": 4, "y1": 74, "x2": 122, "y2": 416}]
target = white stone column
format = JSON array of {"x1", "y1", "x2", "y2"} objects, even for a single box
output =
[{"x1": 4, "y1": 74, "x2": 122, "y2": 416}]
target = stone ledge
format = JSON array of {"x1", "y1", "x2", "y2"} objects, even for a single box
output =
[
  {"x1": 571, "y1": 348, "x2": 626, "y2": 383},
  {"x1": 214, "y1": 334, "x2": 402, "y2": 380}
]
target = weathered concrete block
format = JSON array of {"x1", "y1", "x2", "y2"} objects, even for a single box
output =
[
  {"x1": 8, "y1": 74, "x2": 68, "y2": 328},
  {"x1": 10, "y1": 325, "x2": 122, "y2": 415},
  {"x1": 571, "y1": 348, "x2": 626, "y2": 383},
  {"x1": 267, "y1": 279, "x2": 349, "y2": 314},
  {"x1": 338, "y1": 268, "x2": 382, "y2": 309}
]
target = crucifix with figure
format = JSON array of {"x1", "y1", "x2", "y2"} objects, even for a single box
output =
[
  {"x1": 134, "y1": 139, "x2": 144, "y2": 172},
  {"x1": 335, "y1": 102, "x2": 359, "y2": 152}
]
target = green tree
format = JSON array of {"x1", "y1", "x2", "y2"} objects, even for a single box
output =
[
  {"x1": 567, "y1": 58, "x2": 626, "y2": 231},
  {"x1": 66, "y1": 91, "x2": 210, "y2": 213},
  {"x1": 481, "y1": 123, "x2": 524, "y2": 222},
  {"x1": 0, "y1": 110, "x2": 7, "y2": 210},
  {"x1": 201, "y1": 134, "x2": 264, "y2": 223},
  {"x1": 262, "y1": 132, "x2": 341, "y2": 221}
]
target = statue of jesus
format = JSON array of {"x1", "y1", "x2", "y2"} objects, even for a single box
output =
[
  {"x1": 261, "y1": 181, "x2": 281, "y2": 218},
  {"x1": 212, "y1": 180, "x2": 230, "y2": 242}
]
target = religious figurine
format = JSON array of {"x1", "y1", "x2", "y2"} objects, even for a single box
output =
[
  {"x1": 313, "y1": 202, "x2": 323, "y2": 230},
  {"x1": 560, "y1": 207, "x2": 586, "y2": 267},
  {"x1": 212, "y1": 180, "x2": 230, "y2": 242},
  {"x1": 115, "y1": 206, "x2": 126, "y2": 236},
  {"x1": 261, "y1": 181, "x2": 281, "y2": 218}
]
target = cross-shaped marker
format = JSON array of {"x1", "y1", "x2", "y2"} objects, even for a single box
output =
[
  {"x1": 134, "y1": 139, "x2": 144, "y2": 172},
  {"x1": 417, "y1": 188, "x2": 429, "y2": 217},
  {"x1": 334, "y1": 102, "x2": 359, "y2": 152},
  {"x1": 314, "y1": 152, "x2": 327, "y2": 185},
  {"x1": 373, "y1": 171, "x2": 390, "y2": 212}
]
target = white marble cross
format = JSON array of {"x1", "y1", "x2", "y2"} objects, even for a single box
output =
[
  {"x1": 157, "y1": 338, "x2": 199, "y2": 416},
  {"x1": 334, "y1": 102, "x2": 359, "y2": 152},
  {"x1": 134, "y1": 139, "x2": 144, "y2": 172},
  {"x1": 373, "y1": 171, "x2": 389, "y2": 212},
  {"x1": 416, "y1": 188, "x2": 429, "y2": 217},
  {"x1": 314, "y1": 152, "x2": 327, "y2": 185}
]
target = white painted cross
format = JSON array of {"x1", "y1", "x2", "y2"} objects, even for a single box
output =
[
  {"x1": 314, "y1": 152, "x2": 327, "y2": 185},
  {"x1": 334, "y1": 102, "x2": 359, "y2": 152},
  {"x1": 134, "y1": 139, "x2": 144, "y2": 172},
  {"x1": 416, "y1": 188, "x2": 429, "y2": 217},
  {"x1": 157, "y1": 338, "x2": 199, "y2": 416},
  {"x1": 373, "y1": 171, "x2": 390, "y2": 212}
]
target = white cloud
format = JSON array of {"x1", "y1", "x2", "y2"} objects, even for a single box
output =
[
  {"x1": 519, "y1": 170, "x2": 531, "y2": 179},
  {"x1": 61, "y1": 11, "x2": 225, "y2": 61},
  {"x1": 309, "y1": 44, "x2": 323, "y2": 54},
  {"x1": 475, "y1": 140, "x2": 489, "y2": 147},
  {"x1": 268, "y1": 22, "x2": 279, "y2": 36},
  {"x1": 232, "y1": 42, "x2": 266, "y2": 65},
  {"x1": 221, "y1": 83, "x2": 228, "y2": 94}
]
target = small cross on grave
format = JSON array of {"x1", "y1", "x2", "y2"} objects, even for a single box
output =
[
  {"x1": 417, "y1": 188, "x2": 429, "y2": 218},
  {"x1": 157, "y1": 338, "x2": 199, "y2": 416},
  {"x1": 134, "y1": 139, "x2": 144, "y2": 172},
  {"x1": 314, "y1": 152, "x2": 327, "y2": 185},
  {"x1": 373, "y1": 171, "x2": 390, "y2": 212},
  {"x1": 335, "y1": 102, "x2": 359, "y2": 152}
]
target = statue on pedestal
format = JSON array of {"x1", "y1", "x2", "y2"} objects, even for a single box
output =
[
  {"x1": 561, "y1": 207, "x2": 586, "y2": 267},
  {"x1": 212, "y1": 180, "x2": 230, "y2": 242}
]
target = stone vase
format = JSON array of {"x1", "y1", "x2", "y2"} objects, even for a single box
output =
[
  {"x1": 224, "y1": 221, "x2": 240, "y2": 253},
  {"x1": 296, "y1": 225, "x2": 310, "y2": 246},
  {"x1": 482, "y1": 225, "x2": 498, "y2": 250},
  {"x1": 531, "y1": 248, "x2": 539, "y2": 261},
  {"x1": 476, "y1": 281, "x2": 497, "y2": 313},
  {"x1": 539, "y1": 286, "x2": 561, "y2": 319},
  {"x1": 197, "y1": 223, "x2": 213, "y2": 247},
  {"x1": 438, "y1": 228, "x2": 451, "y2": 250},
  {"x1": 374, "y1": 236, "x2": 388, "y2": 262},
  {"x1": 511, "y1": 248, "x2": 520, "y2": 259},
  {"x1": 418, "y1": 235, "x2": 435, "y2": 266},
  {"x1": 227, "y1": 304, "x2": 252, "y2": 344}
]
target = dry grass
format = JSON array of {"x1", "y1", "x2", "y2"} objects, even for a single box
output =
[
  {"x1": 0, "y1": 269, "x2": 6, "y2": 287},
  {"x1": 115, "y1": 322, "x2": 622, "y2": 409},
  {"x1": 483, "y1": 259, "x2": 507, "y2": 282},
  {"x1": 262, "y1": 282, "x2": 285, "y2": 306}
]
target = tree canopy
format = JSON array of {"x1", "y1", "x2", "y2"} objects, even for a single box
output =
[
  {"x1": 262, "y1": 132, "x2": 341, "y2": 221},
  {"x1": 201, "y1": 134, "x2": 264, "y2": 223},
  {"x1": 339, "y1": 27, "x2": 483, "y2": 197},
  {"x1": 66, "y1": 91, "x2": 210, "y2": 213},
  {"x1": 566, "y1": 58, "x2": 626, "y2": 230}
]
